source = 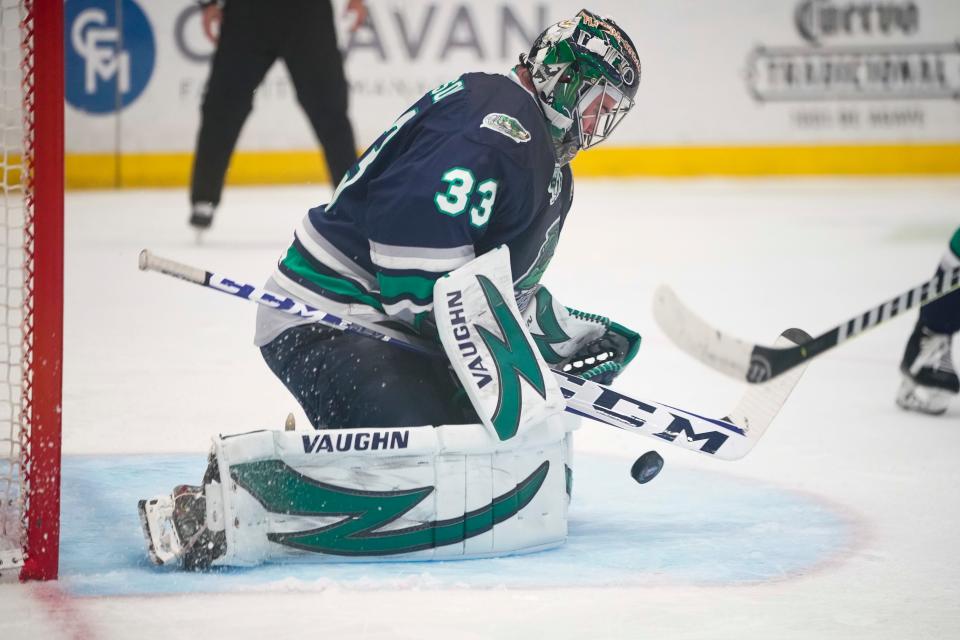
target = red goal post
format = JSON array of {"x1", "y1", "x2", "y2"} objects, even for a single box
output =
[{"x1": 0, "y1": 0, "x2": 64, "y2": 582}]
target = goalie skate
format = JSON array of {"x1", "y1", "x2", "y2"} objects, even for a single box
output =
[
  {"x1": 138, "y1": 494, "x2": 183, "y2": 566},
  {"x1": 138, "y1": 484, "x2": 227, "y2": 570}
]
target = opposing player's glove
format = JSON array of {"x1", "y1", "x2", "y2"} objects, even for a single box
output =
[{"x1": 522, "y1": 286, "x2": 641, "y2": 385}]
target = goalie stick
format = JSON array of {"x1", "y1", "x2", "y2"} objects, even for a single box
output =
[
  {"x1": 139, "y1": 250, "x2": 807, "y2": 461},
  {"x1": 653, "y1": 266, "x2": 960, "y2": 384}
]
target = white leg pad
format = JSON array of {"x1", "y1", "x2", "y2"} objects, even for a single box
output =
[{"x1": 205, "y1": 414, "x2": 578, "y2": 567}]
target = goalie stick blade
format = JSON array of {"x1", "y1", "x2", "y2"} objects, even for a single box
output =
[
  {"x1": 654, "y1": 266, "x2": 960, "y2": 384},
  {"x1": 555, "y1": 346, "x2": 804, "y2": 462}
]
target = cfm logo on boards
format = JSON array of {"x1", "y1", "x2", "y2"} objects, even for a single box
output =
[{"x1": 65, "y1": 0, "x2": 156, "y2": 114}]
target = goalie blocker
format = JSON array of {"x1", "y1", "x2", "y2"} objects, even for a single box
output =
[{"x1": 140, "y1": 246, "x2": 578, "y2": 568}]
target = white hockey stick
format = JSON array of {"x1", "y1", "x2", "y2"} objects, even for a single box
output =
[
  {"x1": 140, "y1": 250, "x2": 807, "y2": 460},
  {"x1": 654, "y1": 265, "x2": 960, "y2": 383}
]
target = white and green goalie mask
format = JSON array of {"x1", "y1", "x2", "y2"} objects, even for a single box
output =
[{"x1": 522, "y1": 10, "x2": 641, "y2": 165}]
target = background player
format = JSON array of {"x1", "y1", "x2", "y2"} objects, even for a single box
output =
[
  {"x1": 189, "y1": 0, "x2": 367, "y2": 234},
  {"x1": 897, "y1": 226, "x2": 960, "y2": 415}
]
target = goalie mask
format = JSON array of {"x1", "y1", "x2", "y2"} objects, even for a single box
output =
[{"x1": 521, "y1": 10, "x2": 641, "y2": 165}]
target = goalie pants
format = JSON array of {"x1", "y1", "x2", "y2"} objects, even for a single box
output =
[
  {"x1": 190, "y1": 0, "x2": 357, "y2": 207},
  {"x1": 260, "y1": 324, "x2": 477, "y2": 429}
]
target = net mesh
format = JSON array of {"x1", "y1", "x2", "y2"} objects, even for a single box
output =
[{"x1": 0, "y1": 0, "x2": 29, "y2": 574}]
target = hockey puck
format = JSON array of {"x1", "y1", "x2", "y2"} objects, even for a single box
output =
[{"x1": 630, "y1": 451, "x2": 664, "y2": 484}]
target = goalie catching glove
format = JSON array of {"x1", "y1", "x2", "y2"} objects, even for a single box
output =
[{"x1": 523, "y1": 286, "x2": 640, "y2": 385}]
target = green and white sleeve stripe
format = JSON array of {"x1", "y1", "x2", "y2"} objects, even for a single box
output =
[
  {"x1": 369, "y1": 241, "x2": 475, "y2": 273},
  {"x1": 280, "y1": 243, "x2": 384, "y2": 311},
  {"x1": 370, "y1": 241, "x2": 475, "y2": 316},
  {"x1": 298, "y1": 215, "x2": 377, "y2": 288}
]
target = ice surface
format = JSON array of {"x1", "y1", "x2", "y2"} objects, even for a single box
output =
[
  {"x1": 56, "y1": 454, "x2": 850, "y2": 597},
  {"x1": 0, "y1": 178, "x2": 958, "y2": 639}
]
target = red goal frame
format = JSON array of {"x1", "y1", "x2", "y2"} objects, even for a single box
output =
[{"x1": 19, "y1": 0, "x2": 64, "y2": 582}]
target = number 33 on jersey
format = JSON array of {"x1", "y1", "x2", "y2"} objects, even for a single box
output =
[{"x1": 269, "y1": 72, "x2": 574, "y2": 325}]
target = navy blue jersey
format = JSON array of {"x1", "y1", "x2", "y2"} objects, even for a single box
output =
[{"x1": 259, "y1": 72, "x2": 573, "y2": 343}]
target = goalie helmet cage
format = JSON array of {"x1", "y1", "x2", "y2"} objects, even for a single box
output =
[{"x1": 0, "y1": 0, "x2": 64, "y2": 582}]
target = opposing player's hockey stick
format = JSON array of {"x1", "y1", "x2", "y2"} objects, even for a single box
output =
[
  {"x1": 139, "y1": 250, "x2": 807, "y2": 460},
  {"x1": 654, "y1": 265, "x2": 960, "y2": 384}
]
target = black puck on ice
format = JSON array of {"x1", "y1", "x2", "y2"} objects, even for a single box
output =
[{"x1": 630, "y1": 451, "x2": 664, "y2": 484}]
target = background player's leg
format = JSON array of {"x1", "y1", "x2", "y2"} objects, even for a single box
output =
[
  {"x1": 917, "y1": 227, "x2": 960, "y2": 336},
  {"x1": 897, "y1": 227, "x2": 960, "y2": 415},
  {"x1": 261, "y1": 324, "x2": 473, "y2": 429},
  {"x1": 279, "y1": 0, "x2": 358, "y2": 186},
  {"x1": 189, "y1": 1, "x2": 278, "y2": 230}
]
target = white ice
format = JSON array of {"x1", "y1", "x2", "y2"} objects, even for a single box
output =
[{"x1": 1, "y1": 177, "x2": 958, "y2": 639}]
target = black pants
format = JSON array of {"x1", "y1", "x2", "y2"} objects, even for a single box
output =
[
  {"x1": 190, "y1": 0, "x2": 357, "y2": 206},
  {"x1": 920, "y1": 267, "x2": 960, "y2": 335},
  {"x1": 261, "y1": 324, "x2": 475, "y2": 429}
]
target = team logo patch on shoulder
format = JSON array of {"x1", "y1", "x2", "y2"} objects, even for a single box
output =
[{"x1": 481, "y1": 113, "x2": 531, "y2": 143}]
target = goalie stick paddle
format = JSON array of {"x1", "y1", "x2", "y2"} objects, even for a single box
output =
[
  {"x1": 139, "y1": 249, "x2": 807, "y2": 460},
  {"x1": 654, "y1": 265, "x2": 960, "y2": 384}
]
